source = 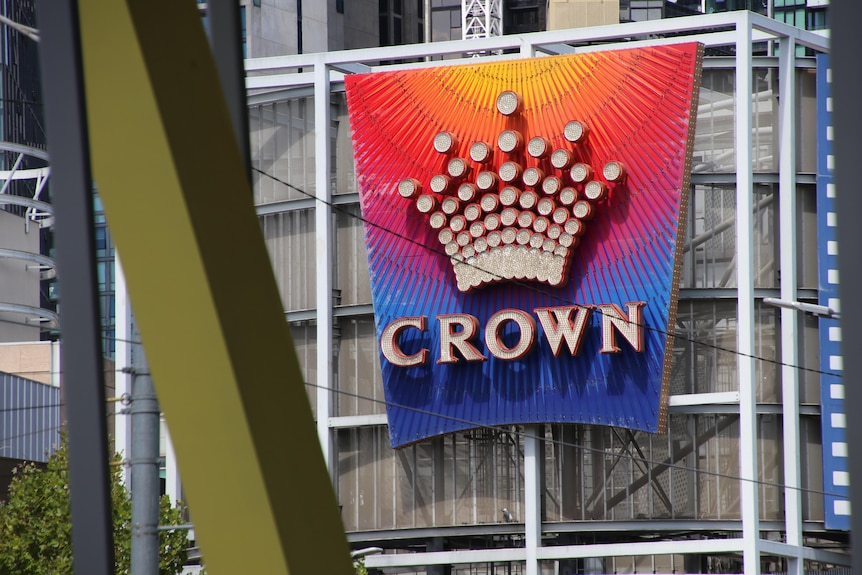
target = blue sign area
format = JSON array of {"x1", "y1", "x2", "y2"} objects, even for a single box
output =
[{"x1": 816, "y1": 53, "x2": 850, "y2": 531}]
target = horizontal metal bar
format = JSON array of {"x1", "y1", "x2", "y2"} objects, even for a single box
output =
[{"x1": 328, "y1": 414, "x2": 388, "y2": 428}]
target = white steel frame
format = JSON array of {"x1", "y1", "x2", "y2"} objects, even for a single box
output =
[
  {"x1": 240, "y1": 12, "x2": 838, "y2": 574},
  {"x1": 462, "y1": 0, "x2": 503, "y2": 40}
]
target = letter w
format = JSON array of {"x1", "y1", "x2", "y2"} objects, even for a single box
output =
[{"x1": 535, "y1": 306, "x2": 593, "y2": 356}]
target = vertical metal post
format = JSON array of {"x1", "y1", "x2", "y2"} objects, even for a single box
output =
[
  {"x1": 208, "y1": 0, "x2": 251, "y2": 182},
  {"x1": 130, "y1": 348, "x2": 160, "y2": 575},
  {"x1": 833, "y1": 3, "x2": 862, "y2": 573},
  {"x1": 35, "y1": 3, "x2": 114, "y2": 575},
  {"x1": 777, "y1": 35, "x2": 803, "y2": 575},
  {"x1": 315, "y1": 57, "x2": 334, "y2": 472},
  {"x1": 735, "y1": 13, "x2": 760, "y2": 575},
  {"x1": 524, "y1": 425, "x2": 541, "y2": 575},
  {"x1": 114, "y1": 257, "x2": 133, "y2": 487}
]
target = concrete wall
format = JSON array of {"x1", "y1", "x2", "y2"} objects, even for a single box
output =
[
  {"x1": 0, "y1": 210, "x2": 41, "y2": 343},
  {"x1": 548, "y1": 0, "x2": 620, "y2": 30},
  {"x1": 0, "y1": 341, "x2": 58, "y2": 385}
]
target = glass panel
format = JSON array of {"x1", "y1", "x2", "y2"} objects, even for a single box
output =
[
  {"x1": 261, "y1": 210, "x2": 316, "y2": 311},
  {"x1": 693, "y1": 69, "x2": 735, "y2": 174},
  {"x1": 681, "y1": 184, "x2": 777, "y2": 289},
  {"x1": 759, "y1": 414, "x2": 783, "y2": 520},
  {"x1": 290, "y1": 322, "x2": 318, "y2": 419},
  {"x1": 335, "y1": 316, "x2": 384, "y2": 416},
  {"x1": 682, "y1": 184, "x2": 738, "y2": 289},
  {"x1": 800, "y1": 415, "x2": 824, "y2": 521},
  {"x1": 671, "y1": 300, "x2": 738, "y2": 395},
  {"x1": 796, "y1": 184, "x2": 818, "y2": 289},
  {"x1": 755, "y1": 300, "x2": 780, "y2": 403},
  {"x1": 334, "y1": 204, "x2": 372, "y2": 306},
  {"x1": 544, "y1": 416, "x2": 741, "y2": 522},
  {"x1": 797, "y1": 68, "x2": 818, "y2": 173},
  {"x1": 337, "y1": 427, "x2": 524, "y2": 530},
  {"x1": 250, "y1": 97, "x2": 316, "y2": 205},
  {"x1": 332, "y1": 93, "x2": 357, "y2": 195},
  {"x1": 753, "y1": 68, "x2": 778, "y2": 173}
]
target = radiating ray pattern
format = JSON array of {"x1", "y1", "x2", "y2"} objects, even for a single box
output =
[{"x1": 345, "y1": 43, "x2": 704, "y2": 448}]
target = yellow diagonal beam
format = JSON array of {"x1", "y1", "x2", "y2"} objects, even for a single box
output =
[{"x1": 77, "y1": 2, "x2": 352, "y2": 574}]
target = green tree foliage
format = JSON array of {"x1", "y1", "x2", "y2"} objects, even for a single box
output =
[{"x1": 0, "y1": 436, "x2": 188, "y2": 575}]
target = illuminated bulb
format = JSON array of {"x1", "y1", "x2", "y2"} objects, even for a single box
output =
[
  {"x1": 542, "y1": 238, "x2": 556, "y2": 252},
  {"x1": 416, "y1": 195, "x2": 436, "y2": 213},
  {"x1": 457, "y1": 232, "x2": 471, "y2": 246},
  {"x1": 481, "y1": 193, "x2": 500, "y2": 212},
  {"x1": 603, "y1": 161, "x2": 627, "y2": 182},
  {"x1": 564, "y1": 120, "x2": 589, "y2": 143},
  {"x1": 542, "y1": 177, "x2": 562, "y2": 196},
  {"x1": 519, "y1": 190, "x2": 538, "y2": 210},
  {"x1": 462, "y1": 245, "x2": 476, "y2": 259},
  {"x1": 497, "y1": 130, "x2": 523, "y2": 153},
  {"x1": 448, "y1": 157, "x2": 470, "y2": 178},
  {"x1": 476, "y1": 171, "x2": 498, "y2": 191},
  {"x1": 499, "y1": 186, "x2": 520, "y2": 206},
  {"x1": 445, "y1": 242, "x2": 459, "y2": 256},
  {"x1": 569, "y1": 163, "x2": 593, "y2": 184},
  {"x1": 516, "y1": 229, "x2": 532, "y2": 245},
  {"x1": 398, "y1": 178, "x2": 421, "y2": 198},
  {"x1": 537, "y1": 197, "x2": 555, "y2": 216},
  {"x1": 475, "y1": 237, "x2": 489, "y2": 253},
  {"x1": 517, "y1": 211, "x2": 536, "y2": 228},
  {"x1": 547, "y1": 224, "x2": 562, "y2": 239},
  {"x1": 470, "y1": 141, "x2": 492, "y2": 163},
  {"x1": 551, "y1": 149, "x2": 574, "y2": 169},
  {"x1": 559, "y1": 187, "x2": 577, "y2": 205},
  {"x1": 499, "y1": 162, "x2": 522, "y2": 183},
  {"x1": 496, "y1": 91, "x2": 522, "y2": 116},
  {"x1": 502, "y1": 227, "x2": 517, "y2": 244},
  {"x1": 487, "y1": 231, "x2": 503, "y2": 247},
  {"x1": 527, "y1": 137, "x2": 550, "y2": 158},
  {"x1": 523, "y1": 167, "x2": 544, "y2": 188},
  {"x1": 450, "y1": 214, "x2": 467, "y2": 232},
  {"x1": 429, "y1": 212, "x2": 447, "y2": 229},
  {"x1": 584, "y1": 180, "x2": 608, "y2": 201},
  {"x1": 464, "y1": 204, "x2": 482, "y2": 221},
  {"x1": 438, "y1": 229, "x2": 453, "y2": 245},
  {"x1": 441, "y1": 197, "x2": 461, "y2": 215},
  {"x1": 554, "y1": 245, "x2": 569, "y2": 258},
  {"x1": 430, "y1": 174, "x2": 451, "y2": 193},
  {"x1": 470, "y1": 222, "x2": 485, "y2": 238},
  {"x1": 552, "y1": 207, "x2": 569, "y2": 224},
  {"x1": 528, "y1": 233, "x2": 542, "y2": 249},
  {"x1": 565, "y1": 218, "x2": 584, "y2": 236},
  {"x1": 500, "y1": 207, "x2": 519, "y2": 226},
  {"x1": 458, "y1": 183, "x2": 478, "y2": 202},
  {"x1": 484, "y1": 213, "x2": 501, "y2": 231},
  {"x1": 533, "y1": 216, "x2": 549, "y2": 234},
  {"x1": 434, "y1": 131, "x2": 458, "y2": 154},
  {"x1": 573, "y1": 200, "x2": 594, "y2": 220}
]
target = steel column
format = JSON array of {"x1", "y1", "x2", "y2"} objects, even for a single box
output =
[
  {"x1": 778, "y1": 35, "x2": 803, "y2": 575},
  {"x1": 735, "y1": 14, "x2": 761, "y2": 575},
  {"x1": 35, "y1": 3, "x2": 114, "y2": 574},
  {"x1": 524, "y1": 425, "x2": 542, "y2": 575},
  {"x1": 315, "y1": 57, "x2": 334, "y2": 471}
]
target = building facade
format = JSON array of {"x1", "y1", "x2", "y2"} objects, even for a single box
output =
[{"x1": 243, "y1": 11, "x2": 845, "y2": 575}]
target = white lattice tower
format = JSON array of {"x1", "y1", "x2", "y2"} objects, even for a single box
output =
[{"x1": 462, "y1": 0, "x2": 502, "y2": 40}]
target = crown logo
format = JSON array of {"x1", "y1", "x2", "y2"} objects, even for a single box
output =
[{"x1": 397, "y1": 90, "x2": 627, "y2": 293}]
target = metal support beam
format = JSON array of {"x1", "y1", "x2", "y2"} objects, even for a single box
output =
[
  {"x1": 524, "y1": 425, "x2": 541, "y2": 575},
  {"x1": 77, "y1": 2, "x2": 352, "y2": 573},
  {"x1": 315, "y1": 58, "x2": 334, "y2": 472},
  {"x1": 778, "y1": 35, "x2": 803, "y2": 575},
  {"x1": 35, "y1": 3, "x2": 114, "y2": 575},
  {"x1": 208, "y1": 0, "x2": 251, "y2": 182},
  {"x1": 735, "y1": 14, "x2": 761, "y2": 575}
]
